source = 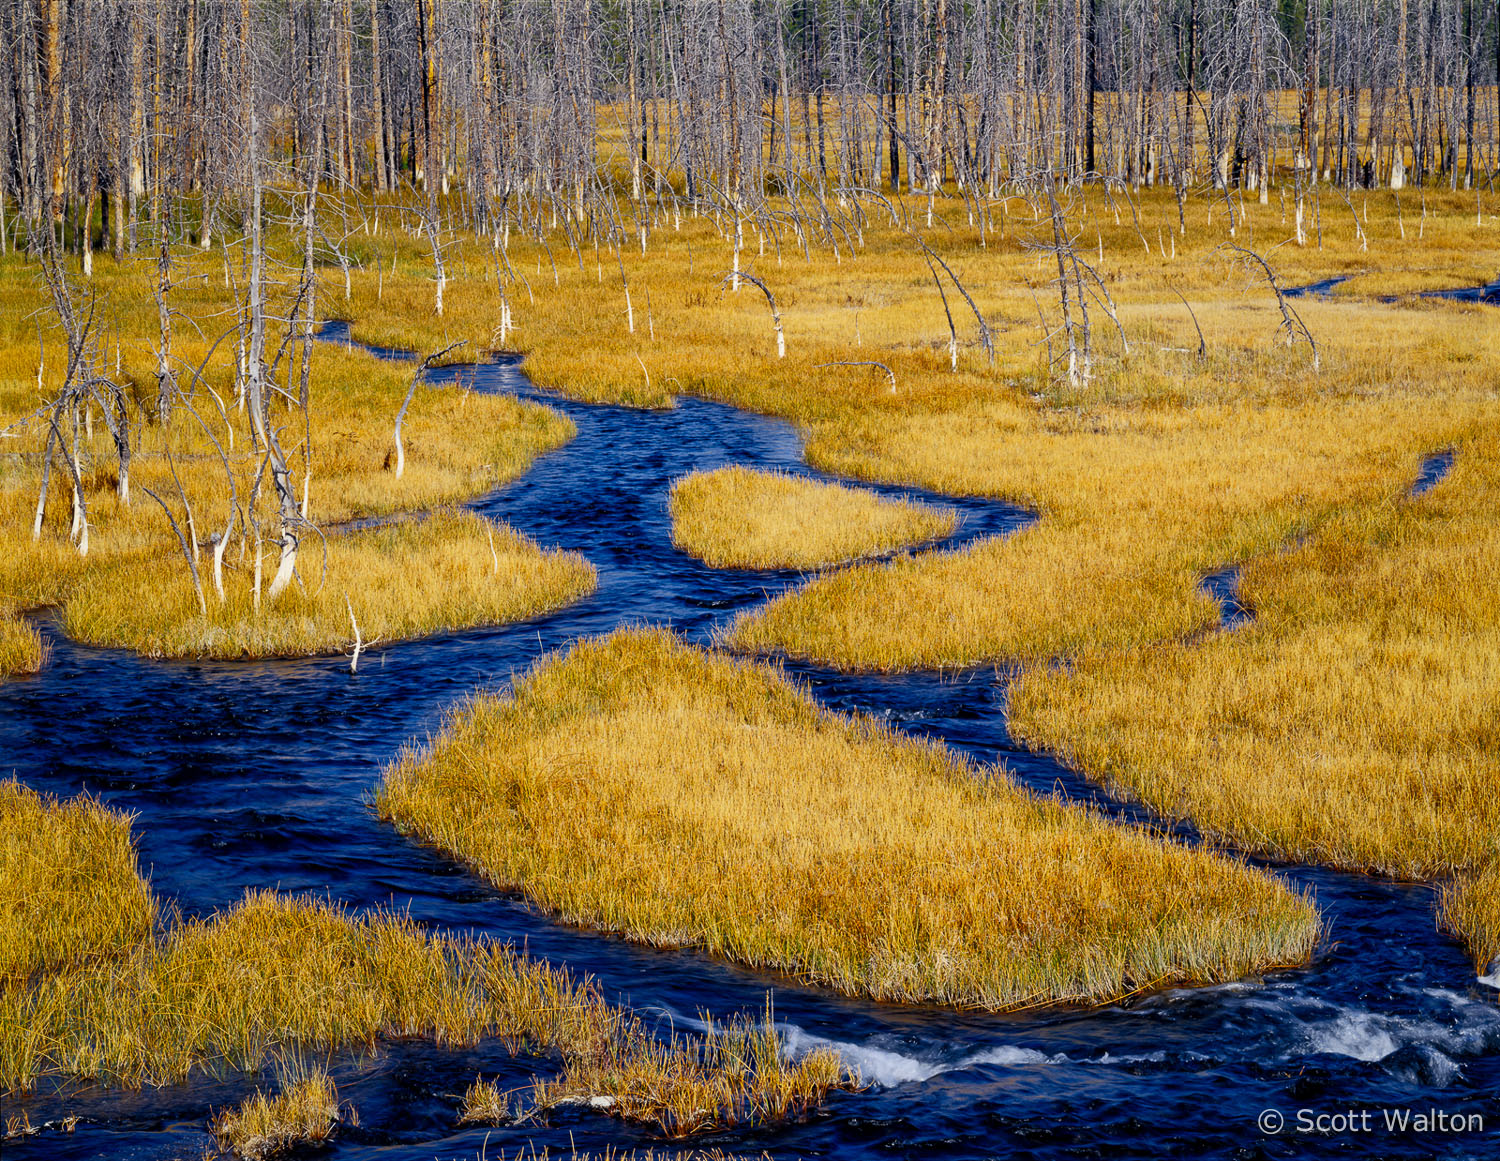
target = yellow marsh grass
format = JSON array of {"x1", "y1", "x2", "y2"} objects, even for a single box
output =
[
  {"x1": 323, "y1": 188, "x2": 1498, "y2": 677},
  {"x1": 0, "y1": 786, "x2": 846, "y2": 1128},
  {"x1": 669, "y1": 466, "x2": 956, "y2": 570},
  {"x1": 1441, "y1": 866, "x2": 1500, "y2": 973},
  {"x1": 377, "y1": 628, "x2": 1320, "y2": 1010},
  {"x1": 209, "y1": 1064, "x2": 349, "y2": 1160},
  {"x1": 0, "y1": 615, "x2": 46, "y2": 676},
  {"x1": 0, "y1": 253, "x2": 575, "y2": 667},
  {"x1": 0, "y1": 781, "x2": 155, "y2": 982},
  {"x1": 59, "y1": 511, "x2": 595, "y2": 660},
  {"x1": 468, "y1": 1002, "x2": 846, "y2": 1137},
  {"x1": 1008, "y1": 429, "x2": 1500, "y2": 935},
  {"x1": 725, "y1": 397, "x2": 1478, "y2": 670},
  {"x1": 2, "y1": 887, "x2": 849, "y2": 1131},
  {"x1": 6, "y1": 189, "x2": 1498, "y2": 676}
]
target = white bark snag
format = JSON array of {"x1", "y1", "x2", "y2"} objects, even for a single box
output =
[
  {"x1": 347, "y1": 595, "x2": 363, "y2": 673},
  {"x1": 731, "y1": 271, "x2": 784, "y2": 359},
  {"x1": 242, "y1": 116, "x2": 302, "y2": 602},
  {"x1": 213, "y1": 534, "x2": 228, "y2": 602}
]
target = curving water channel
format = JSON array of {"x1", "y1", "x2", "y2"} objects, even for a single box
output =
[{"x1": 1, "y1": 327, "x2": 1490, "y2": 1160}]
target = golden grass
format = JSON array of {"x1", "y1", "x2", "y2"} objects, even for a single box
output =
[
  {"x1": 209, "y1": 1063, "x2": 350, "y2": 1160},
  {"x1": 317, "y1": 187, "x2": 1498, "y2": 680},
  {"x1": 669, "y1": 466, "x2": 956, "y2": 570},
  {"x1": 3, "y1": 887, "x2": 849, "y2": 1128},
  {"x1": 723, "y1": 397, "x2": 1477, "y2": 670},
  {"x1": 1440, "y1": 865, "x2": 1500, "y2": 974},
  {"x1": 0, "y1": 251, "x2": 577, "y2": 667},
  {"x1": 377, "y1": 628, "x2": 1319, "y2": 1010},
  {"x1": 469, "y1": 1002, "x2": 846, "y2": 1137},
  {"x1": 5, "y1": 183, "x2": 1500, "y2": 985},
  {"x1": 0, "y1": 787, "x2": 848, "y2": 1130},
  {"x1": 58, "y1": 511, "x2": 595, "y2": 660},
  {"x1": 5, "y1": 187, "x2": 1496, "y2": 677},
  {"x1": 0, "y1": 614, "x2": 46, "y2": 676},
  {"x1": 0, "y1": 782, "x2": 156, "y2": 984},
  {"x1": 1008, "y1": 427, "x2": 1500, "y2": 948}
]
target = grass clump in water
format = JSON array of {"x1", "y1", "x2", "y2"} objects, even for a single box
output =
[
  {"x1": 469, "y1": 1002, "x2": 845, "y2": 1137},
  {"x1": 1441, "y1": 865, "x2": 1500, "y2": 978},
  {"x1": 669, "y1": 466, "x2": 956, "y2": 570},
  {"x1": 209, "y1": 1063, "x2": 351, "y2": 1160},
  {"x1": 0, "y1": 615, "x2": 46, "y2": 677},
  {"x1": 0, "y1": 781, "x2": 155, "y2": 982},
  {"x1": 59, "y1": 511, "x2": 595, "y2": 660},
  {"x1": 1, "y1": 795, "x2": 849, "y2": 1133},
  {"x1": 377, "y1": 628, "x2": 1320, "y2": 1010}
]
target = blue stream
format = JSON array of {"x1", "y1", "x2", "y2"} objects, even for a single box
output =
[{"x1": 0, "y1": 324, "x2": 1486, "y2": 1160}]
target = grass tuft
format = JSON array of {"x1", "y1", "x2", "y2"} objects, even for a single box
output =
[
  {"x1": 1440, "y1": 865, "x2": 1500, "y2": 975},
  {"x1": 209, "y1": 1062, "x2": 351, "y2": 1160},
  {"x1": 0, "y1": 615, "x2": 47, "y2": 677},
  {"x1": 670, "y1": 466, "x2": 956, "y2": 570},
  {"x1": 378, "y1": 628, "x2": 1320, "y2": 1010}
]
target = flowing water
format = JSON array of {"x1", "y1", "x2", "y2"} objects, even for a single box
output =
[{"x1": 1, "y1": 327, "x2": 1487, "y2": 1160}]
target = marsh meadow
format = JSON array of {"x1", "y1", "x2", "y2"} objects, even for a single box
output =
[{"x1": 3, "y1": 2, "x2": 1500, "y2": 1159}]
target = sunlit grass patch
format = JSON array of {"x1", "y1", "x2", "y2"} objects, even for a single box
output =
[
  {"x1": 2, "y1": 886, "x2": 852, "y2": 1131},
  {"x1": 0, "y1": 781, "x2": 155, "y2": 983},
  {"x1": 209, "y1": 1063, "x2": 351, "y2": 1160},
  {"x1": 0, "y1": 615, "x2": 46, "y2": 676},
  {"x1": 378, "y1": 628, "x2": 1320, "y2": 1010},
  {"x1": 1008, "y1": 429, "x2": 1500, "y2": 954},
  {"x1": 59, "y1": 511, "x2": 595, "y2": 660},
  {"x1": 724, "y1": 399, "x2": 1475, "y2": 670},
  {"x1": 468, "y1": 1002, "x2": 846, "y2": 1138},
  {"x1": 669, "y1": 466, "x2": 956, "y2": 570},
  {"x1": 0, "y1": 791, "x2": 848, "y2": 1127}
]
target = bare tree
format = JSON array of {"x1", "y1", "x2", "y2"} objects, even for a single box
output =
[{"x1": 1220, "y1": 243, "x2": 1321, "y2": 372}]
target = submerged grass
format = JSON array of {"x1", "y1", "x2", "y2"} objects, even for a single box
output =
[
  {"x1": 377, "y1": 628, "x2": 1320, "y2": 1010},
  {"x1": 209, "y1": 1063, "x2": 350, "y2": 1160},
  {"x1": 59, "y1": 511, "x2": 595, "y2": 660},
  {"x1": 472, "y1": 1001, "x2": 846, "y2": 1137},
  {"x1": 669, "y1": 466, "x2": 956, "y2": 570}
]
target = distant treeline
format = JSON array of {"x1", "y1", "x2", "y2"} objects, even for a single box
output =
[{"x1": 4, "y1": 1, "x2": 1499, "y2": 250}]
